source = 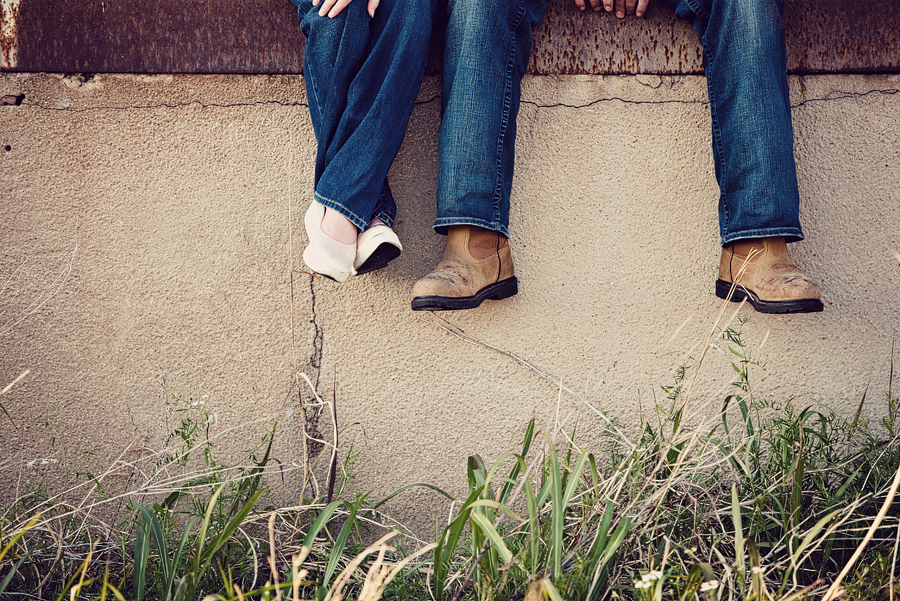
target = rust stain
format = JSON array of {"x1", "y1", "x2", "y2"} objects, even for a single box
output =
[
  {"x1": 2, "y1": 0, "x2": 899, "y2": 75},
  {"x1": 1, "y1": 0, "x2": 20, "y2": 69}
]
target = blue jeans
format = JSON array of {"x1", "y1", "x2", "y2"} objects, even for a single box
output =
[
  {"x1": 434, "y1": 0, "x2": 548, "y2": 238},
  {"x1": 659, "y1": 0, "x2": 803, "y2": 244},
  {"x1": 292, "y1": 0, "x2": 435, "y2": 231},
  {"x1": 437, "y1": 0, "x2": 803, "y2": 245}
]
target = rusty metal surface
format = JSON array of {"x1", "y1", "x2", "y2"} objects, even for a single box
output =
[
  {"x1": 1, "y1": 0, "x2": 20, "y2": 69},
  {"x1": 2, "y1": 0, "x2": 899, "y2": 75},
  {"x1": 529, "y1": 1, "x2": 703, "y2": 74},
  {"x1": 7, "y1": 0, "x2": 306, "y2": 73}
]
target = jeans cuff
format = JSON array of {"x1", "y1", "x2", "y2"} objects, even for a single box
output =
[
  {"x1": 433, "y1": 217, "x2": 511, "y2": 238},
  {"x1": 313, "y1": 192, "x2": 368, "y2": 232},
  {"x1": 721, "y1": 227, "x2": 804, "y2": 246},
  {"x1": 372, "y1": 208, "x2": 395, "y2": 229}
]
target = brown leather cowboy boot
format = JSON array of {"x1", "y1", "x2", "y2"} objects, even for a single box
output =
[
  {"x1": 716, "y1": 236, "x2": 823, "y2": 313},
  {"x1": 411, "y1": 226, "x2": 518, "y2": 311}
]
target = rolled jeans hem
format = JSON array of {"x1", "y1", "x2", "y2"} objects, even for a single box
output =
[
  {"x1": 721, "y1": 227, "x2": 804, "y2": 247},
  {"x1": 314, "y1": 192, "x2": 393, "y2": 231},
  {"x1": 433, "y1": 217, "x2": 511, "y2": 238}
]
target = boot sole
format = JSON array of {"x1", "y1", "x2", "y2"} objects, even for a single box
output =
[
  {"x1": 411, "y1": 277, "x2": 518, "y2": 311},
  {"x1": 355, "y1": 243, "x2": 402, "y2": 276},
  {"x1": 715, "y1": 279, "x2": 823, "y2": 314}
]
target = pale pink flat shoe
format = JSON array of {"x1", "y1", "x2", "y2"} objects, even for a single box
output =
[{"x1": 302, "y1": 202, "x2": 356, "y2": 283}]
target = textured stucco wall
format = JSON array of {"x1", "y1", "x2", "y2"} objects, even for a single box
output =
[{"x1": 1, "y1": 72, "x2": 898, "y2": 526}]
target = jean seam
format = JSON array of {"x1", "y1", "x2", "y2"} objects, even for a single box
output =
[
  {"x1": 722, "y1": 227, "x2": 804, "y2": 246},
  {"x1": 434, "y1": 216, "x2": 511, "y2": 238},
  {"x1": 679, "y1": 0, "x2": 710, "y2": 22},
  {"x1": 703, "y1": 42, "x2": 731, "y2": 242},
  {"x1": 492, "y1": 1, "x2": 527, "y2": 226},
  {"x1": 314, "y1": 192, "x2": 367, "y2": 231}
]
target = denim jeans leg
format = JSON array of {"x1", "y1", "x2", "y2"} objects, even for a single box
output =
[
  {"x1": 434, "y1": 0, "x2": 548, "y2": 237},
  {"x1": 660, "y1": 0, "x2": 804, "y2": 245},
  {"x1": 294, "y1": 0, "x2": 435, "y2": 230}
]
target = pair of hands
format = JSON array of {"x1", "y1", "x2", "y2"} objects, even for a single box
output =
[
  {"x1": 314, "y1": 0, "x2": 650, "y2": 20},
  {"x1": 575, "y1": 0, "x2": 651, "y2": 18}
]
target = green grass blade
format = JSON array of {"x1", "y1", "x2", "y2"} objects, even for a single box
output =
[
  {"x1": 500, "y1": 420, "x2": 535, "y2": 505},
  {"x1": 133, "y1": 511, "x2": 150, "y2": 601},
  {"x1": 191, "y1": 481, "x2": 229, "y2": 579},
  {"x1": 782, "y1": 506, "x2": 845, "y2": 591},
  {"x1": 561, "y1": 453, "x2": 589, "y2": 509},
  {"x1": 135, "y1": 504, "x2": 172, "y2": 591},
  {"x1": 468, "y1": 499, "x2": 520, "y2": 521},
  {"x1": 322, "y1": 498, "x2": 362, "y2": 587},
  {"x1": 587, "y1": 515, "x2": 631, "y2": 600},
  {"x1": 433, "y1": 487, "x2": 484, "y2": 601},
  {"x1": 548, "y1": 439, "x2": 564, "y2": 579},
  {"x1": 599, "y1": 516, "x2": 630, "y2": 567},
  {"x1": 541, "y1": 578, "x2": 566, "y2": 601},
  {"x1": 469, "y1": 512, "x2": 513, "y2": 565},
  {"x1": 54, "y1": 555, "x2": 92, "y2": 601},
  {"x1": 0, "y1": 546, "x2": 33, "y2": 592},
  {"x1": 731, "y1": 483, "x2": 745, "y2": 582},
  {"x1": 372, "y1": 482, "x2": 453, "y2": 510},
  {"x1": 167, "y1": 517, "x2": 197, "y2": 601},
  {"x1": 302, "y1": 500, "x2": 344, "y2": 550},
  {"x1": 0, "y1": 513, "x2": 39, "y2": 564},
  {"x1": 172, "y1": 575, "x2": 188, "y2": 601},
  {"x1": 525, "y1": 475, "x2": 540, "y2": 576},
  {"x1": 197, "y1": 488, "x2": 265, "y2": 579},
  {"x1": 584, "y1": 502, "x2": 615, "y2": 571}
]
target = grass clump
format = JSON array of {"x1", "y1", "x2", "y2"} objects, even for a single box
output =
[
  {"x1": 0, "y1": 388, "x2": 432, "y2": 601},
  {"x1": 1, "y1": 324, "x2": 898, "y2": 600},
  {"x1": 427, "y1": 323, "x2": 900, "y2": 601}
]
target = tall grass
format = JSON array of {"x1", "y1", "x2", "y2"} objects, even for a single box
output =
[
  {"x1": 1, "y1": 324, "x2": 898, "y2": 600},
  {"x1": 428, "y1": 323, "x2": 900, "y2": 601}
]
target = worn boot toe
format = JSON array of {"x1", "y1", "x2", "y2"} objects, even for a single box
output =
[
  {"x1": 715, "y1": 237, "x2": 823, "y2": 314},
  {"x1": 411, "y1": 226, "x2": 518, "y2": 311}
]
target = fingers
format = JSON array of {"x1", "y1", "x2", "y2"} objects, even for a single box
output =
[
  {"x1": 367, "y1": 0, "x2": 379, "y2": 17},
  {"x1": 319, "y1": 0, "x2": 351, "y2": 18},
  {"x1": 594, "y1": 0, "x2": 652, "y2": 17},
  {"x1": 574, "y1": 0, "x2": 603, "y2": 11},
  {"x1": 612, "y1": 0, "x2": 652, "y2": 17}
]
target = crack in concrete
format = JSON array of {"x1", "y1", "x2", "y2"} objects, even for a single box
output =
[
  {"x1": 523, "y1": 96, "x2": 709, "y2": 109},
  {"x1": 14, "y1": 88, "x2": 897, "y2": 113},
  {"x1": 23, "y1": 99, "x2": 311, "y2": 112},
  {"x1": 523, "y1": 88, "x2": 900, "y2": 110},
  {"x1": 19, "y1": 92, "x2": 441, "y2": 113},
  {"x1": 304, "y1": 277, "x2": 325, "y2": 465},
  {"x1": 790, "y1": 88, "x2": 900, "y2": 108},
  {"x1": 308, "y1": 277, "x2": 323, "y2": 385}
]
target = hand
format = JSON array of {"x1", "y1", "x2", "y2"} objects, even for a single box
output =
[
  {"x1": 574, "y1": 0, "x2": 650, "y2": 18},
  {"x1": 313, "y1": 0, "x2": 380, "y2": 18}
]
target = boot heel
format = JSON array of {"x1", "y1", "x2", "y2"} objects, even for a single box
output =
[{"x1": 489, "y1": 277, "x2": 518, "y2": 300}]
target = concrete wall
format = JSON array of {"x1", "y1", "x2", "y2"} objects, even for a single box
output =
[{"x1": 1, "y1": 72, "x2": 898, "y2": 525}]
